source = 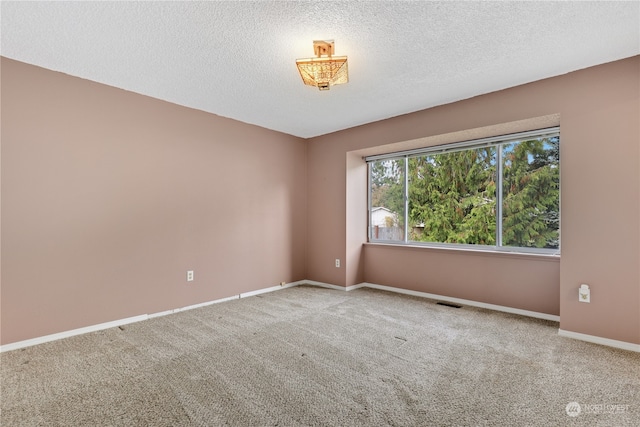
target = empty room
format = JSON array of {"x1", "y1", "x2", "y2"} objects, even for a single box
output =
[{"x1": 1, "y1": 2, "x2": 639, "y2": 426}]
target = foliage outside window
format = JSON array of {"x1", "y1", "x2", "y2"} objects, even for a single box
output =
[{"x1": 368, "y1": 128, "x2": 560, "y2": 254}]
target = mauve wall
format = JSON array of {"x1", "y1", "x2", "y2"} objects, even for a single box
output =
[
  {"x1": 308, "y1": 56, "x2": 639, "y2": 345},
  {"x1": 364, "y1": 247, "x2": 560, "y2": 315},
  {"x1": 2, "y1": 56, "x2": 638, "y2": 348},
  {"x1": 1, "y1": 58, "x2": 307, "y2": 345}
]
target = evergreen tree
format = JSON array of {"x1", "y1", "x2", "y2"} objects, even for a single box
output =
[
  {"x1": 502, "y1": 137, "x2": 559, "y2": 249},
  {"x1": 370, "y1": 159, "x2": 405, "y2": 227},
  {"x1": 369, "y1": 135, "x2": 559, "y2": 249},
  {"x1": 408, "y1": 148, "x2": 496, "y2": 244}
]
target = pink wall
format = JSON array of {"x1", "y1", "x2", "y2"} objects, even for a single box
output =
[
  {"x1": 308, "y1": 56, "x2": 639, "y2": 345},
  {"x1": 2, "y1": 56, "x2": 638, "y2": 348},
  {"x1": 365, "y1": 246, "x2": 560, "y2": 315},
  {"x1": 1, "y1": 58, "x2": 307, "y2": 345}
]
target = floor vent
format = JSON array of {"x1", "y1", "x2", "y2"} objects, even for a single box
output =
[{"x1": 437, "y1": 302, "x2": 462, "y2": 309}]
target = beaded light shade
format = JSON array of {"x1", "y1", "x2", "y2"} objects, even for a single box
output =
[{"x1": 296, "y1": 40, "x2": 348, "y2": 91}]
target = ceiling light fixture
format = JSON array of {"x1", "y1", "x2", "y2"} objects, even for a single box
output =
[{"x1": 296, "y1": 40, "x2": 348, "y2": 91}]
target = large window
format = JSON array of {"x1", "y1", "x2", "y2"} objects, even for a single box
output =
[{"x1": 367, "y1": 128, "x2": 560, "y2": 254}]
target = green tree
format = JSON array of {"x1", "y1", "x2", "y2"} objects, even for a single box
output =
[
  {"x1": 408, "y1": 148, "x2": 496, "y2": 244},
  {"x1": 370, "y1": 135, "x2": 559, "y2": 249},
  {"x1": 502, "y1": 137, "x2": 559, "y2": 248},
  {"x1": 370, "y1": 159, "x2": 405, "y2": 227}
]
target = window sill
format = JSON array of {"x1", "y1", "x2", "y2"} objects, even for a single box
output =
[{"x1": 364, "y1": 242, "x2": 560, "y2": 262}]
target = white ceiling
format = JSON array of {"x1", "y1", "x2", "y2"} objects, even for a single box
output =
[{"x1": 1, "y1": 1, "x2": 639, "y2": 138}]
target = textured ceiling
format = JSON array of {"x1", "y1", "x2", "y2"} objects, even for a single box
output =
[{"x1": 1, "y1": 1, "x2": 639, "y2": 138}]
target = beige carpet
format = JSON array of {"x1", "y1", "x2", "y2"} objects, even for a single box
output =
[{"x1": 1, "y1": 285, "x2": 639, "y2": 426}]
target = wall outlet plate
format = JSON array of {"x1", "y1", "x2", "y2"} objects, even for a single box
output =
[
  {"x1": 187, "y1": 270, "x2": 194, "y2": 282},
  {"x1": 579, "y1": 284, "x2": 590, "y2": 303}
]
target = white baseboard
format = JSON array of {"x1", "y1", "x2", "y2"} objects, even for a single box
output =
[
  {"x1": 148, "y1": 295, "x2": 241, "y2": 320},
  {"x1": 0, "y1": 314, "x2": 149, "y2": 353},
  {"x1": 346, "y1": 283, "x2": 367, "y2": 291},
  {"x1": 359, "y1": 282, "x2": 639, "y2": 352},
  {"x1": 147, "y1": 309, "x2": 175, "y2": 319},
  {"x1": 301, "y1": 280, "x2": 368, "y2": 292},
  {"x1": 358, "y1": 282, "x2": 561, "y2": 322},
  {"x1": 4, "y1": 279, "x2": 636, "y2": 354},
  {"x1": 239, "y1": 280, "x2": 303, "y2": 298},
  {"x1": 0, "y1": 282, "x2": 297, "y2": 353},
  {"x1": 558, "y1": 329, "x2": 640, "y2": 353}
]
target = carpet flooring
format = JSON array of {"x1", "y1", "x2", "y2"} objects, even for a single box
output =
[{"x1": 1, "y1": 285, "x2": 639, "y2": 426}]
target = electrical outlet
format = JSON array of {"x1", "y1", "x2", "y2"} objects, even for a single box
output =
[
  {"x1": 280, "y1": 281, "x2": 286, "y2": 286},
  {"x1": 335, "y1": 259, "x2": 340, "y2": 268},
  {"x1": 579, "y1": 284, "x2": 590, "y2": 303},
  {"x1": 187, "y1": 270, "x2": 194, "y2": 282}
]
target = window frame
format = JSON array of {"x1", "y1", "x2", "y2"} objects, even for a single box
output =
[{"x1": 367, "y1": 127, "x2": 560, "y2": 255}]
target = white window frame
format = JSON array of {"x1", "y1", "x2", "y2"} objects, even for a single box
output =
[{"x1": 366, "y1": 127, "x2": 560, "y2": 255}]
